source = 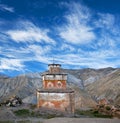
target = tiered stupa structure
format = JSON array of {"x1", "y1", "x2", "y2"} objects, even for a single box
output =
[{"x1": 37, "y1": 64, "x2": 75, "y2": 114}]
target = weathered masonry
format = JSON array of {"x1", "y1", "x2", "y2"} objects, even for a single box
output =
[{"x1": 37, "y1": 64, "x2": 75, "y2": 114}]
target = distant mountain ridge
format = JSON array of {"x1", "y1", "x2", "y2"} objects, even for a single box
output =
[{"x1": 0, "y1": 67, "x2": 120, "y2": 108}]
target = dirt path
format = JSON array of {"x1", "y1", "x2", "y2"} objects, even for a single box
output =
[
  {"x1": 43, "y1": 118, "x2": 120, "y2": 123},
  {"x1": 0, "y1": 117, "x2": 120, "y2": 123}
]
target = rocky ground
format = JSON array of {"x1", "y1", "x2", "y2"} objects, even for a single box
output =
[{"x1": 0, "y1": 104, "x2": 120, "y2": 123}]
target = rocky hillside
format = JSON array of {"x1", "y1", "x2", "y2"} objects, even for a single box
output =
[
  {"x1": 62, "y1": 67, "x2": 120, "y2": 105},
  {"x1": 85, "y1": 69, "x2": 120, "y2": 105},
  {"x1": 0, "y1": 67, "x2": 120, "y2": 108},
  {"x1": 0, "y1": 73, "x2": 42, "y2": 103}
]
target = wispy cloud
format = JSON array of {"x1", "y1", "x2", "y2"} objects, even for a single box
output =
[
  {"x1": 0, "y1": 4, "x2": 14, "y2": 12},
  {"x1": 0, "y1": 58, "x2": 24, "y2": 71},
  {"x1": 60, "y1": 43, "x2": 75, "y2": 52},
  {"x1": 95, "y1": 13, "x2": 115, "y2": 30},
  {"x1": 52, "y1": 52, "x2": 119, "y2": 69},
  {"x1": 58, "y1": 2, "x2": 96, "y2": 44},
  {"x1": 54, "y1": 2, "x2": 120, "y2": 68},
  {"x1": 0, "y1": 44, "x2": 52, "y2": 71},
  {"x1": 6, "y1": 21, "x2": 55, "y2": 44},
  {"x1": 23, "y1": 44, "x2": 52, "y2": 63},
  {"x1": 0, "y1": 33, "x2": 9, "y2": 43}
]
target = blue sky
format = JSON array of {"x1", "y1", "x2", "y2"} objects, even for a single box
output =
[{"x1": 0, "y1": 0, "x2": 120, "y2": 76}]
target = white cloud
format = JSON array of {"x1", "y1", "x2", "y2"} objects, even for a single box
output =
[
  {"x1": 0, "y1": 33, "x2": 9, "y2": 43},
  {"x1": 0, "y1": 58, "x2": 24, "y2": 71},
  {"x1": 58, "y1": 2, "x2": 95, "y2": 44},
  {"x1": 91, "y1": 12, "x2": 119, "y2": 52},
  {"x1": 52, "y1": 53, "x2": 118, "y2": 69},
  {"x1": 0, "y1": 44, "x2": 51, "y2": 61},
  {"x1": 0, "y1": 43, "x2": 52, "y2": 71},
  {"x1": 59, "y1": 21, "x2": 95, "y2": 44},
  {"x1": 0, "y1": 42, "x2": 120, "y2": 72},
  {"x1": 6, "y1": 21, "x2": 55, "y2": 44},
  {"x1": 61, "y1": 2, "x2": 91, "y2": 22},
  {"x1": 27, "y1": 44, "x2": 51, "y2": 55},
  {"x1": 95, "y1": 13, "x2": 115, "y2": 29},
  {"x1": 61, "y1": 43, "x2": 75, "y2": 52},
  {"x1": 25, "y1": 44, "x2": 51, "y2": 63},
  {"x1": 0, "y1": 4, "x2": 14, "y2": 12}
]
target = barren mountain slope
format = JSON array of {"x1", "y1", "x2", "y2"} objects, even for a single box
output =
[
  {"x1": 62, "y1": 67, "x2": 116, "y2": 86},
  {"x1": 0, "y1": 73, "x2": 42, "y2": 103},
  {"x1": 85, "y1": 69, "x2": 120, "y2": 105}
]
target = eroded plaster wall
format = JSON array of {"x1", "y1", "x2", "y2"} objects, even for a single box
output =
[
  {"x1": 37, "y1": 92, "x2": 74, "y2": 113},
  {"x1": 43, "y1": 80, "x2": 66, "y2": 89}
]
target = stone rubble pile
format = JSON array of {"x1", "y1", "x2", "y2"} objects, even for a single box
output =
[{"x1": 0, "y1": 96, "x2": 22, "y2": 107}]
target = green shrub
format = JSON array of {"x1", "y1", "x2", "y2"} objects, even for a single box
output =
[
  {"x1": 99, "y1": 105, "x2": 104, "y2": 108},
  {"x1": 14, "y1": 109, "x2": 30, "y2": 117},
  {"x1": 75, "y1": 109, "x2": 94, "y2": 117},
  {"x1": 0, "y1": 121, "x2": 13, "y2": 123},
  {"x1": 93, "y1": 110, "x2": 99, "y2": 114},
  {"x1": 30, "y1": 111, "x2": 35, "y2": 117},
  {"x1": 106, "y1": 106, "x2": 111, "y2": 111},
  {"x1": 75, "y1": 109, "x2": 113, "y2": 118},
  {"x1": 46, "y1": 114, "x2": 57, "y2": 119},
  {"x1": 94, "y1": 113, "x2": 112, "y2": 118}
]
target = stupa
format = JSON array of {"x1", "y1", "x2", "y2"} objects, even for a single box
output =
[{"x1": 37, "y1": 64, "x2": 75, "y2": 114}]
